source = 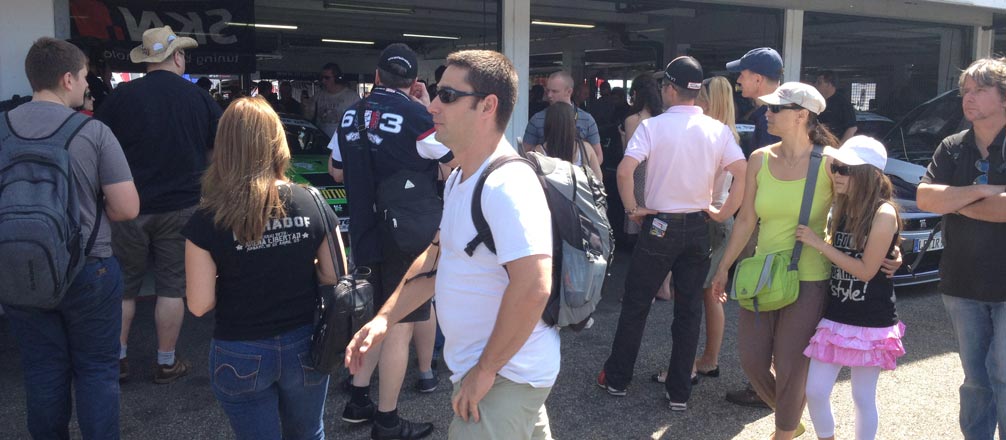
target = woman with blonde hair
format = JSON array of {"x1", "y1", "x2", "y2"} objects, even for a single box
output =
[
  {"x1": 652, "y1": 76, "x2": 738, "y2": 385},
  {"x1": 183, "y1": 97, "x2": 345, "y2": 440}
]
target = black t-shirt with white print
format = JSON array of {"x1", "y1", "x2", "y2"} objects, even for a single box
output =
[
  {"x1": 824, "y1": 220, "x2": 899, "y2": 328},
  {"x1": 182, "y1": 184, "x2": 334, "y2": 340}
]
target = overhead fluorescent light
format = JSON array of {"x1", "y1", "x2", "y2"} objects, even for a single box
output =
[
  {"x1": 323, "y1": 2, "x2": 414, "y2": 15},
  {"x1": 228, "y1": 22, "x2": 298, "y2": 30},
  {"x1": 531, "y1": 20, "x2": 595, "y2": 29},
  {"x1": 321, "y1": 38, "x2": 375, "y2": 45},
  {"x1": 402, "y1": 33, "x2": 460, "y2": 40}
]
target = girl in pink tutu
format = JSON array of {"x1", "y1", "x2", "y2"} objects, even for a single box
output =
[{"x1": 795, "y1": 135, "x2": 905, "y2": 440}]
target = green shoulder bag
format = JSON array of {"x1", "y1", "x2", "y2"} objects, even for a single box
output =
[{"x1": 731, "y1": 145, "x2": 823, "y2": 313}]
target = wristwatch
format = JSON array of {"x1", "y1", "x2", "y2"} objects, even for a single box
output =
[{"x1": 625, "y1": 207, "x2": 637, "y2": 215}]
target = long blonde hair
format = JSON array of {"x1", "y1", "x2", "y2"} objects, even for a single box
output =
[
  {"x1": 698, "y1": 76, "x2": 740, "y2": 143},
  {"x1": 201, "y1": 97, "x2": 290, "y2": 243}
]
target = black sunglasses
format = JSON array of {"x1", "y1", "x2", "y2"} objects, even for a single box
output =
[
  {"x1": 436, "y1": 86, "x2": 488, "y2": 104},
  {"x1": 768, "y1": 104, "x2": 802, "y2": 113},
  {"x1": 320, "y1": 75, "x2": 334, "y2": 81},
  {"x1": 831, "y1": 162, "x2": 853, "y2": 176}
]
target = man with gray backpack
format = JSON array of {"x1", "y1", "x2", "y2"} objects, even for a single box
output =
[
  {"x1": 0, "y1": 37, "x2": 138, "y2": 439},
  {"x1": 596, "y1": 56, "x2": 747, "y2": 411}
]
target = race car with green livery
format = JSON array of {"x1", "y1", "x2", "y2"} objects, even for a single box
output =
[{"x1": 280, "y1": 114, "x2": 349, "y2": 233}]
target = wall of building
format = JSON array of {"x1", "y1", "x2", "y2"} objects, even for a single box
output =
[{"x1": 0, "y1": 0, "x2": 55, "y2": 100}]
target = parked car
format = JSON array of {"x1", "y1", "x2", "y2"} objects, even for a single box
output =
[
  {"x1": 856, "y1": 111, "x2": 894, "y2": 139},
  {"x1": 885, "y1": 158, "x2": 942, "y2": 286},
  {"x1": 279, "y1": 114, "x2": 349, "y2": 232},
  {"x1": 883, "y1": 88, "x2": 967, "y2": 166}
]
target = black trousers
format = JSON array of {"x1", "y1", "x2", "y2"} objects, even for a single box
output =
[{"x1": 603, "y1": 213, "x2": 711, "y2": 403}]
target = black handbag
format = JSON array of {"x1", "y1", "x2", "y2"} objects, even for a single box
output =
[{"x1": 306, "y1": 186, "x2": 374, "y2": 374}]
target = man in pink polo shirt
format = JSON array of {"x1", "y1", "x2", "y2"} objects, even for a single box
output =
[{"x1": 596, "y1": 56, "x2": 747, "y2": 411}]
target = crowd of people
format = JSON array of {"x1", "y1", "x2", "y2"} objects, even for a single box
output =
[{"x1": 2, "y1": 23, "x2": 1006, "y2": 440}]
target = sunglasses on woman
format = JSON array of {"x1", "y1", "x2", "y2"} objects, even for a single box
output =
[
  {"x1": 436, "y1": 87, "x2": 488, "y2": 104},
  {"x1": 768, "y1": 104, "x2": 802, "y2": 113},
  {"x1": 831, "y1": 162, "x2": 853, "y2": 176}
]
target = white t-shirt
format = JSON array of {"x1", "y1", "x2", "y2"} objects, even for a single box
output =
[
  {"x1": 436, "y1": 141, "x2": 560, "y2": 388},
  {"x1": 624, "y1": 105, "x2": 744, "y2": 213}
]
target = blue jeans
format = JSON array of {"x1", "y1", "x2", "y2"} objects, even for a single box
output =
[
  {"x1": 943, "y1": 294, "x2": 1006, "y2": 440},
  {"x1": 603, "y1": 213, "x2": 711, "y2": 402},
  {"x1": 210, "y1": 324, "x2": 330, "y2": 440},
  {"x1": 6, "y1": 257, "x2": 123, "y2": 440}
]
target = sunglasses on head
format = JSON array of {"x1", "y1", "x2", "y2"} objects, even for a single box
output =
[
  {"x1": 831, "y1": 162, "x2": 853, "y2": 176},
  {"x1": 436, "y1": 86, "x2": 488, "y2": 104},
  {"x1": 768, "y1": 104, "x2": 802, "y2": 113}
]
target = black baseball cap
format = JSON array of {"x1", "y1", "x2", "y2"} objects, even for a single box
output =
[
  {"x1": 653, "y1": 56, "x2": 703, "y2": 91},
  {"x1": 377, "y1": 43, "x2": 418, "y2": 79}
]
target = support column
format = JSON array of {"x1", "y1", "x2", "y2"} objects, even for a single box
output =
[
  {"x1": 502, "y1": 0, "x2": 530, "y2": 147},
  {"x1": 0, "y1": 0, "x2": 56, "y2": 100},
  {"x1": 975, "y1": 25, "x2": 994, "y2": 60},
  {"x1": 937, "y1": 28, "x2": 964, "y2": 94},
  {"x1": 562, "y1": 49, "x2": 586, "y2": 89},
  {"x1": 782, "y1": 9, "x2": 804, "y2": 83}
]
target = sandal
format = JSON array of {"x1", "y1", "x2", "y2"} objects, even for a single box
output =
[{"x1": 694, "y1": 365, "x2": 720, "y2": 378}]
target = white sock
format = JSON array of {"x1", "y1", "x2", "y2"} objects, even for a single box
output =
[
  {"x1": 157, "y1": 350, "x2": 175, "y2": 366},
  {"x1": 120, "y1": 345, "x2": 127, "y2": 360}
]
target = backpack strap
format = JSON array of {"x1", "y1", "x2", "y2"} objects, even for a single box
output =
[
  {"x1": 50, "y1": 112, "x2": 93, "y2": 150},
  {"x1": 0, "y1": 112, "x2": 12, "y2": 145},
  {"x1": 464, "y1": 155, "x2": 535, "y2": 257},
  {"x1": 788, "y1": 144, "x2": 824, "y2": 270},
  {"x1": 54, "y1": 113, "x2": 102, "y2": 255}
]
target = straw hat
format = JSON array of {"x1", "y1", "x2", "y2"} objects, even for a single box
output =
[{"x1": 129, "y1": 26, "x2": 197, "y2": 64}]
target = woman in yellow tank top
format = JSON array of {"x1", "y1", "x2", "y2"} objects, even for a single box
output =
[{"x1": 710, "y1": 82, "x2": 837, "y2": 440}]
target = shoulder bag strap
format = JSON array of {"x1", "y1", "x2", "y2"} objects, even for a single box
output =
[
  {"x1": 789, "y1": 144, "x2": 824, "y2": 270},
  {"x1": 306, "y1": 186, "x2": 347, "y2": 277}
]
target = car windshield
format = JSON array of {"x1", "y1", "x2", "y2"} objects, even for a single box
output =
[{"x1": 281, "y1": 116, "x2": 331, "y2": 156}]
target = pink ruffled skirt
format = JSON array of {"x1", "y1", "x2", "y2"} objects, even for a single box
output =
[{"x1": 803, "y1": 318, "x2": 906, "y2": 370}]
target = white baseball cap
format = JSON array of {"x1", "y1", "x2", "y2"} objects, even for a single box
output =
[
  {"x1": 824, "y1": 135, "x2": 888, "y2": 171},
  {"x1": 759, "y1": 82, "x2": 827, "y2": 115}
]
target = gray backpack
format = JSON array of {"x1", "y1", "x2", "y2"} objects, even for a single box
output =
[
  {"x1": 0, "y1": 111, "x2": 99, "y2": 309},
  {"x1": 466, "y1": 150, "x2": 614, "y2": 330}
]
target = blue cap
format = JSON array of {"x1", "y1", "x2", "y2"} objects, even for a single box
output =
[{"x1": 726, "y1": 47, "x2": 783, "y2": 80}]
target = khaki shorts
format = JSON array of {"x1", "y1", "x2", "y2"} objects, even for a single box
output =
[
  {"x1": 703, "y1": 217, "x2": 734, "y2": 288},
  {"x1": 111, "y1": 206, "x2": 197, "y2": 299},
  {"x1": 448, "y1": 375, "x2": 553, "y2": 440}
]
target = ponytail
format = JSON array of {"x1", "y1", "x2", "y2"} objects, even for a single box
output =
[{"x1": 807, "y1": 113, "x2": 840, "y2": 148}]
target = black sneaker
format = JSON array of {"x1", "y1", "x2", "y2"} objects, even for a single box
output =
[
  {"x1": 371, "y1": 416, "x2": 433, "y2": 440},
  {"x1": 596, "y1": 370, "x2": 627, "y2": 397},
  {"x1": 342, "y1": 399, "x2": 376, "y2": 424},
  {"x1": 415, "y1": 371, "x2": 438, "y2": 393}
]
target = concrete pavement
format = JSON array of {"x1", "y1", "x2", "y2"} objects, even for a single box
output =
[{"x1": 0, "y1": 247, "x2": 970, "y2": 439}]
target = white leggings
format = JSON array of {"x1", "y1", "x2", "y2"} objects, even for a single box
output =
[{"x1": 805, "y1": 359, "x2": 882, "y2": 440}]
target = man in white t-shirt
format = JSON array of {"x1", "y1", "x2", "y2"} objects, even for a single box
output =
[
  {"x1": 596, "y1": 56, "x2": 747, "y2": 411},
  {"x1": 346, "y1": 49, "x2": 558, "y2": 440}
]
